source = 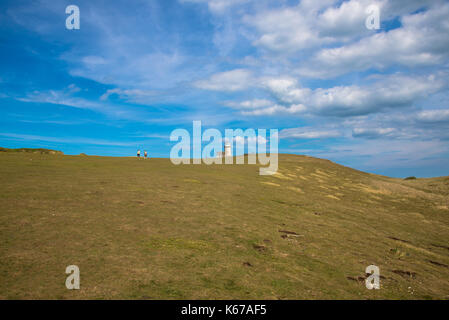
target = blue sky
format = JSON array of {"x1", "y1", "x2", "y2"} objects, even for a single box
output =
[{"x1": 1, "y1": 0, "x2": 449, "y2": 177}]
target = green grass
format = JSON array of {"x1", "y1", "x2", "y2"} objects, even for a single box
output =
[{"x1": 0, "y1": 151, "x2": 448, "y2": 299}]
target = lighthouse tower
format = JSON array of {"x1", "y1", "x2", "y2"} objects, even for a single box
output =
[{"x1": 224, "y1": 142, "x2": 232, "y2": 157}]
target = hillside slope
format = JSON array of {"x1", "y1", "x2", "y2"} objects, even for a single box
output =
[
  {"x1": 0, "y1": 147, "x2": 63, "y2": 155},
  {"x1": 0, "y1": 152, "x2": 448, "y2": 299}
]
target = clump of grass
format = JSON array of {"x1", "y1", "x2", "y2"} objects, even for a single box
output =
[
  {"x1": 390, "y1": 247, "x2": 409, "y2": 258},
  {"x1": 404, "y1": 176, "x2": 417, "y2": 180}
]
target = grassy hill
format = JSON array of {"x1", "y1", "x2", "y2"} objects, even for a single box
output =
[
  {"x1": 0, "y1": 147, "x2": 64, "y2": 155},
  {"x1": 0, "y1": 151, "x2": 448, "y2": 299}
]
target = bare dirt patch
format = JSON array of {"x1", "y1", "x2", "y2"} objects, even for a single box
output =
[
  {"x1": 253, "y1": 244, "x2": 267, "y2": 252},
  {"x1": 392, "y1": 270, "x2": 417, "y2": 278},
  {"x1": 426, "y1": 260, "x2": 449, "y2": 269}
]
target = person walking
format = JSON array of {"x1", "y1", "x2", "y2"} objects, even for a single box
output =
[
  {"x1": 137, "y1": 149, "x2": 141, "y2": 159},
  {"x1": 144, "y1": 150, "x2": 148, "y2": 159}
]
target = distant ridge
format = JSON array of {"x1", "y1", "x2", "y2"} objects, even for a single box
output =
[{"x1": 0, "y1": 147, "x2": 63, "y2": 155}]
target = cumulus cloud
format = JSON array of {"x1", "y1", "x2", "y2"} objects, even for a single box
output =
[
  {"x1": 243, "y1": 6, "x2": 322, "y2": 52},
  {"x1": 205, "y1": 71, "x2": 445, "y2": 117},
  {"x1": 316, "y1": 0, "x2": 381, "y2": 39},
  {"x1": 262, "y1": 73, "x2": 444, "y2": 117},
  {"x1": 243, "y1": 0, "x2": 385, "y2": 53},
  {"x1": 299, "y1": 2, "x2": 449, "y2": 78},
  {"x1": 260, "y1": 77, "x2": 311, "y2": 104}
]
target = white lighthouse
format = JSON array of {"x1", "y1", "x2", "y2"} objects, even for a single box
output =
[{"x1": 224, "y1": 142, "x2": 232, "y2": 157}]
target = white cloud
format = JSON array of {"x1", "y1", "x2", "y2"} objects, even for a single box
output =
[
  {"x1": 261, "y1": 77, "x2": 311, "y2": 104},
  {"x1": 194, "y1": 69, "x2": 253, "y2": 91},
  {"x1": 352, "y1": 127, "x2": 397, "y2": 139},
  {"x1": 244, "y1": 7, "x2": 321, "y2": 52},
  {"x1": 335, "y1": 108, "x2": 449, "y2": 141},
  {"x1": 15, "y1": 86, "x2": 157, "y2": 122},
  {"x1": 82, "y1": 56, "x2": 107, "y2": 66},
  {"x1": 67, "y1": 83, "x2": 81, "y2": 93},
  {"x1": 180, "y1": 0, "x2": 249, "y2": 14},
  {"x1": 243, "y1": 0, "x2": 385, "y2": 53},
  {"x1": 317, "y1": 0, "x2": 381, "y2": 39},
  {"x1": 280, "y1": 127, "x2": 342, "y2": 139},
  {"x1": 416, "y1": 109, "x2": 449, "y2": 122},
  {"x1": 262, "y1": 73, "x2": 444, "y2": 117},
  {"x1": 224, "y1": 96, "x2": 307, "y2": 116},
  {"x1": 17, "y1": 88, "x2": 103, "y2": 111},
  {"x1": 100, "y1": 88, "x2": 159, "y2": 104},
  {"x1": 241, "y1": 104, "x2": 306, "y2": 116},
  {"x1": 214, "y1": 72, "x2": 444, "y2": 117},
  {"x1": 69, "y1": 51, "x2": 191, "y2": 90},
  {"x1": 225, "y1": 99, "x2": 272, "y2": 109},
  {"x1": 315, "y1": 139, "x2": 449, "y2": 170},
  {"x1": 299, "y1": 3, "x2": 449, "y2": 78},
  {"x1": 234, "y1": 135, "x2": 267, "y2": 145}
]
